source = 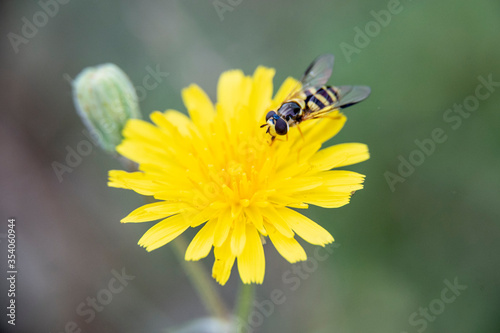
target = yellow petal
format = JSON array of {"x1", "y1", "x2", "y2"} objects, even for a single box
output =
[
  {"x1": 261, "y1": 206, "x2": 294, "y2": 238},
  {"x1": 115, "y1": 144, "x2": 158, "y2": 165},
  {"x1": 217, "y1": 69, "x2": 246, "y2": 120},
  {"x1": 185, "y1": 219, "x2": 217, "y2": 261},
  {"x1": 212, "y1": 235, "x2": 236, "y2": 285},
  {"x1": 267, "y1": 194, "x2": 308, "y2": 209},
  {"x1": 249, "y1": 66, "x2": 275, "y2": 121},
  {"x1": 116, "y1": 119, "x2": 172, "y2": 164},
  {"x1": 121, "y1": 201, "x2": 187, "y2": 223},
  {"x1": 273, "y1": 176, "x2": 323, "y2": 193},
  {"x1": 149, "y1": 111, "x2": 189, "y2": 150},
  {"x1": 109, "y1": 62, "x2": 370, "y2": 286},
  {"x1": 276, "y1": 207, "x2": 334, "y2": 246},
  {"x1": 122, "y1": 119, "x2": 167, "y2": 145},
  {"x1": 150, "y1": 111, "x2": 176, "y2": 134},
  {"x1": 237, "y1": 225, "x2": 265, "y2": 284},
  {"x1": 245, "y1": 206, "x2": 267, "y2": 235},
  {"x1": 138, "y1": 214, "x2": 190, "y2": 251},
  {"x1": 213, "y1": 209, "x2": 232, "y2": 247},
  {"x1": 305, "y1": 171, "x2": 366, "y2": 195},
  {"x1": 138, "y1": 162, "x2": 188, "y2": 186},
  {"x1": 183, "y1": 208, "x2": 212, "y2": 228},
  {"x1": 163, "y1": 110, "x2": 196, "y2": 137},
  {"x1": 295, "y1": 190, "x2": 351, "y2": 208},
  {"x1": 267, "y1": 224, "x2": 307, "y2": 263},
  {"x1": 304, "y1": 112, "x2": 346, "y2": 146},
  {"x1": 108, "y1": 170, "x2": 160, "y2": 196},
  {"x1": 321, "y1": 170, "x2": 366, "y2": 186},
  {"x1": 310, "y1": 143, "x2": 370, "y2": 171},
  {"x1": 270, "y1": 76, "x2": 299, "y2": 110},
  {"x1": 182, "y1": 84, "x2": 215, "y2": 131},
  {"x1": 153, "y1": 189, "x2": 197, "y2": 201},
  {"x1": 231, "y1": 217, "x2": 247, "y2": 256}
]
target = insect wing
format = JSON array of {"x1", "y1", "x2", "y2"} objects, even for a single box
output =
[
  {"x1": 284, "y1": 54, "x2": 335, "y2": 101},
  {"x1": 331, "y1": 85, "x2": 371, "y2": 109},
  {"x1": 299, "y1": 54, "x2": 334, "y2": 90}
]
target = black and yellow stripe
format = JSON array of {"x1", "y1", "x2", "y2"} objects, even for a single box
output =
[{"x1": 304, "y1": 86, "x2": 338, "y2": 112}]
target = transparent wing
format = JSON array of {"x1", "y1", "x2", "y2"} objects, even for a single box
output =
[
  {"x1": 330, "y1": 85, "x2": 371, "y2": 109},
  {"x1": 301, "y1": 85, "x2": 371, "y2": 121},
  {"x1": 285, "y1": 54, "x2": 335, "y2": 101},
  {"x1": 299, "y1": 54, "x2": 334, "y2": 90}
]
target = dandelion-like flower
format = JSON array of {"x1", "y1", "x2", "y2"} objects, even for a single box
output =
[{"x1": 109, "y1": 66, "x2": 369, "y2": 285}]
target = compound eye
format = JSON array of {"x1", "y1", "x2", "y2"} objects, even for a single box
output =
[
  {"x1": 266, "y1": 111, "x2": 276, "y2": 121},
  {"x1": 274, "y1": 118, "x2": 288, "y2": 135}
]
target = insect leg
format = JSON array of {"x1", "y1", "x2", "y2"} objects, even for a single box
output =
[{"x1": 297, "y1": 125, "x2": 305, "y2": 141}]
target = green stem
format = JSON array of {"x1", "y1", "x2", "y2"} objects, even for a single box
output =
[
  {"x1": 170, "y1": 235, "x2": 229, "y2": 320},
  {"x1": 121, "y1": 158, "x2": 229, "y2": 320},
  {"x1": 235, "y1": 282, "x2": 255, "y2": 331}
]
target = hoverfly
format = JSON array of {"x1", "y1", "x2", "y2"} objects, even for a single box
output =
[{"x1": 261, "y1": 54, "x2": 370, "y2": 143}]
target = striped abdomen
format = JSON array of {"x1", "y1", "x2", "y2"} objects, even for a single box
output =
[{"x1": 303, "y1": 86, "x2": 339, "y2": 112}]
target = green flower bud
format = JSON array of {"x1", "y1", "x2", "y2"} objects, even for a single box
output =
[{"x1": 72, "y1": 63, "x2": 141, "y2": 153}]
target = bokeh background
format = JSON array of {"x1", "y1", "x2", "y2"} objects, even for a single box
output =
[{"x1": 1, "y1": 0, "x2": 499, "y2": 332}]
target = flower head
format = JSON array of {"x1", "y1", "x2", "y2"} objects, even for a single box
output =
[
  {"x1": 109, "y1": 66, "x2": 369, "y2": 285},
  {"x1": 73, "y1": 63, "x2": 141, "y2": 153}
]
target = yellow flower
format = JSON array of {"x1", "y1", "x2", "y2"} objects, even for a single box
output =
[{"x1": 108, "y1": 66, "x2": 369, "y2": 285}]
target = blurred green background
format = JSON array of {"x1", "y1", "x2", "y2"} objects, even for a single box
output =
[{"x1": 1, "y1": 0, "x2": 499, "y2": 332}]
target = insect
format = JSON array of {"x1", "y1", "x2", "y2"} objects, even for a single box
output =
[{"x1": 261, "y1": 54, "x2": 371, "y2": 143}]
